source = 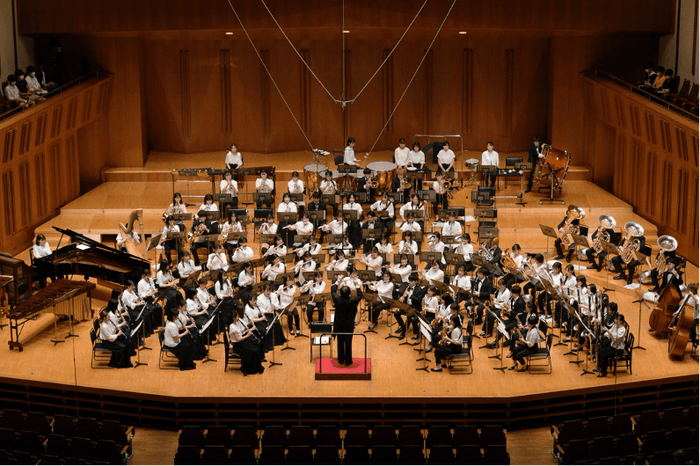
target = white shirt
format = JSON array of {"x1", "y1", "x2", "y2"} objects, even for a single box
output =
[
  {"x1": 423, "y1": 295, "x2": 439, "y2": 313},
  {"x1": 606, "y1": 324, "x2": 626, "y2": 350},
  {"x1": 432, "y1": 180, "x2": 446, "y2": 194},
  {"x1": 456, "y1": 242, "x2": 473, "y2": 261},
  {"x1": 452, "y1": 274, "x2": 471, "y2": 291},
  {"x1": 238, "y1": 270, "x2": 255, "y2": 287},
  {"x1": 320, "y1": 179, "x2": 337, "y2": 194},
  {"x1": 392, "y1": 264, "x2": 413, "y2": 282},
  {"x1": 297, "y1": 242, "x2": 322, "y2": 257},
  {"x1": 162, "y1": 225, "x2": 181, "y2": 240},
  {"x1": 371, "y1": 200, "x2": 395, "y2": 218},
  {"x1": 266, "y1": 243, "x2": 287, "y2": 257},
  {"x1": 288, "y1": 179, "x2": 305, "y2": 195},
  {"x1": 207, "y1": 252, "x2": 228, "y2": 271},
  {"x1": 394, "y1": 146, "x2": 410, "y2": 167},
  {"x1": 330, "y1": 258, "x2": 349, "y2": 271},
  {"x1": 197, "y1": 288, "x2": 213, "y2": 310},
  {"x1": 215, "y1": 280, "x2": 233, "y2": 299},
  {"x1": 198, "y1": 203, "x2": 218, "y2": 213},
  {"x1": 364, "y1": 255, "x2": 383, "y2": 277},
  {"x1": 342, "y1": 202, "x2": 363, "y2": 216},
  {"x1": 156, "y1": 270, "x2": 174, "y2": 287},
  {"x1": 304, "y1": 280, "x2": 326, "y2": 297},
  {"x1": 442, "y1": 221, "x2": 463, "y2": 238},
  {"x1": 376, "y1": 242, "x2": 393, "y2": 255},
  {"x1": 493, "y1": 288, "x2": 512, "y2": 310},
  {"x1": 260, "y1": 222, "x2": 278, "y2": 235},
  {"x1": 26, "y1": 75, "x2": 47, "y2": 94},
  {"x1": 137, "y1": 278, "x2": 155, "y2": 299},
  {"x1": 167, "y1": 202, "x2": 187, "y2": 214},
  {"x1": 257, "y1": 294, "x2": 276, "y2": 313},
  {"x1": 122, "y1": 289, "x2": 140, "y2": 310},
  {"x1": 232, "y1": 246, "x2": 254, "y2": 263},
  {"x1": 225, "y1": 151, "x2": 243, "y2": 167},
  {"x1": 4, "y1": 84, "x2": 21, "y2": 101},
  {"x1": 370, "y1": 280, "x2": 394, "y2": 299},
  {"x1": 222, "y1": 221, "x2": 243, "y2": 245},
  {"x1": 256, "y1": 178, "x2": 274, "y2": 192},
  {"x1": 409, "y1": 150, "x2": 425, "y2": 166},
  {"x1": 100, "y1": 321, "x2": 118, "y2": 342},
  {"x1": 437, "y1": 149, "x2": 455, "y2": 165},
  {"x1": 481, "y1": 149, "x2": 499, "y2": 168},
  {"x1": 245, "y1": 304, "x2": 263, "y2": 322},
  {"x1": 399, "y1": 202, "x2": 424, "y2": 219},
  {"x1": 277, "y1": 285, "x2": 296, "y2": 308},
  {"x1": 344, "y1": 145, "x2": 358, "y2": 165},
  {"x1": 293, "y1": 220, "x2": 314, "y2": 235},
  {"x1": 525, "y1": 326, "x2": 539, "y2": 347},
  {"x1": 424, "y1": 268, "x2": 445, "y2": 285},
  {"x1": 277, "y1": 201, "x2": 298, "y2": 213},
  {"x1": 220, "y1": 179, "x2": 238, "y2": 196},
  {"x1": 33, "y1": 243, "x2": 52, "y2": 258},
  {"x1": 398, "y1": 240, "x2": 418, "y2": 255},
  {"x1": 262, "y1": 262, "x2": 285, "y2": 282},
  {"x1": 178, "y1": 259, "x2": 197, "y2": 278},
  {"x1": 164, "y1": 321, "x2": 180, "y2": 347},
  {"x1": 322, "y1": 219, "x2": 347, "y2": 235},
  {"x1": 400, "y1": 221, "x2": 422, "y2": 232},
  {"x1": 295, "y1": 260, "x2": 316, "y2": 284}
]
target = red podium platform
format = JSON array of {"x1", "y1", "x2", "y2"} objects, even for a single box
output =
[{"x1": 315, "y1": 358, "x2": 372, "y2": 380}]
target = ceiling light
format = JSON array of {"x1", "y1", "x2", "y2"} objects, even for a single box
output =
[
  {"x1": 225, "y1": 32, "x2": 234, "y2": 35},
  {"x1": 458, "y1": 31, "x2": 467, "y2": 35},
  {"x1": 343, "y1": 30, "x2": 350, "y2": 34}
]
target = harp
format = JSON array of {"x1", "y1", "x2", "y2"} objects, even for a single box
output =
[{"x1": 118, "y1": 209, "x2": 147, "y2": 260}]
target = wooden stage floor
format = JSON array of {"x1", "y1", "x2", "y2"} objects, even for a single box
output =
[{"x1": 5, "y1": 151, "x2": 698, "y2": 429}]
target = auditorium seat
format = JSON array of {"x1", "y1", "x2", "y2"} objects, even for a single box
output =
[
  {"x1": 260, "y1": 425, "x2": 287, "y2": 448},
  {"x1": 52, "y1": 414, "x2": 78, "y2": 439},
  {"x1": 313, "y1": 425, "x2": 341, "y2": 448},
  {"x1": 258, "y1": 444, "x2": 285, "y2": 465},
  {"x1": 313, "y1": 445, "x2": 341, "y2": 464},
  {"x1": 666, "y1": 427, "x2": 692, "y2": 451},
  {"x1": 204, "y1": 425, "x2": 232, "y2": 448},
  {"x1": 659, "y1": 407, "x2": 685, "y2": 431},
  {"x1": 46, "y1": 434, "x2": 71, "y2": 459},
  {"x1": 479, "y1": 425, "x2": 506, "y2": 447},
  {"x1": 70, "y1": 437, "x2": 98, "y2": 462},
  {"x1": 76, "y1": 416, "x2": 103, "y2": 441},
  {"x1": 455, "y1": 444, "x2": 482, "y2": 465},
  {"x1": 551, "y1": 419, "x2": 584, "y2": 451},
  {"x1": 178, "y1": 425, "x2": 205, "y2": 449},
  {"x1": 427, "y1": 445, "x2": 456, "y2": 464},
  {"x1": 397, "y1": 425, "x2": 424, "y2": 449},
  {"x1": 343, "y1": 425, "x2": 370, "y2": 448},
  {"x1": 343, "y1": 445, "x2": 370, "y2": 464},
  {"x1": 482, "y1": 444, "x2": 510, "y2": 465},
  {"x1": 0, "y1": 427, "x2": 17, "y2": 451},
  {"x1": 39, "y1": 453, "x2": 62, "y2": 465},
  {"x1": 286, "y1": 444, "x2": 313, "y2": 465},
  {"x1": 100, "y1": 419, "x2": 135, "y2": 454},
  {"x1": 370, "y1": 426, "x2": 397, "y2": 448},
  {"x1": 398, "y1": 444, "x2": 424, "y2": 465},
  {"x1": 0, "y1": 409, "x2": 27, "y2": 432},
  {"x1": 609, "y1": 414, "x2": 633, "y2": 437},
  {"x1": 16, "y1": 430, "x2": 46, "y2": 456},
  {"x1": 231, "y1": 425, "x2": 259, "y2": 448},
  {"x1": 684, "y1": 406, "x2": 698, "y2": 428},
  {"x1": 25, "y1": 412, "x2": 51, "y2": 437},
  {"x1": 589, "y1": 436, "x2": 615, "y2": 460},
  {"x1": 639, "y1": 430, "x2": 666, "y2": 457},
  {"x1": 556, "y1": 438, "x2": 589, "y2": 464},
  {"x1": 631, "y1": 410, "x2": 660, "y2": 436},
  {"x1": 174, "y1": 445, "x2": 201, "y2": 465},
  {"x1": 371, "y1": 444, "x2": 398, "y2": 464},
  {"x1": 582, "y1": 416, "x2": 609, "y2": 439},
  {"x1": 287, "y1": 425, "x2": 314, "y2": 447},
  {"x1": 452, "y1": 425, "x2": 480, "y2": 448},
  {"x1": 229, "y1": 444, "x2": 256, "y2": 464},
  {"x1": 614, "y1": 432, "x2": 640, "y2": 457},
  {"x1": 201, "y1": 445, "x2": 229, "y2": 465},
  {"x1": 426, "y1": 425, "x2": 452, "y2": 448},
  {"x1": 648, "y1": 450, "x2": 674, "y2": 465},
  {"x1": 97, "y1": 439, "x2": 130, "y2": 464}
]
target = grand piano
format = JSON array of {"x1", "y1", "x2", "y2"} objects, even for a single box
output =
[{"x1": 34, "y1": 227, "x2": 151, "y2": 286}]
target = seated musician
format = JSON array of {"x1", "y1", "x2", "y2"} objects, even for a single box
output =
[
  {"x1": 585, "y1": 225, "x2": 620, "y2": 273},
  {"x1": 390, "y1": 254, "x2": 413, "y2": 286},
  {"x1": 232, "y1": 236, "x2": 254, "y2": 264},
  {"x1": 361, "y1": 211, "x2": 381, "y2": 254},
  {"x1": 286, "y1": 212, "x2": 314, "y2": 248},
  {"x1": 194, "y1": 279, "x2": 217, "y2": 333},
  {"x1": 437, "y1": 140, "x2": 456, "y2": 173},
  {"x1": 508, "y1": 314, "x2": 540, "y2": 372},
  {"x1": 394, "y1": 273, "x2": 426, "y2": 340},
  {"x1": 441, "y1": 211, "x2": 463, "y2": 247},
  {"x1": 224, "y1": 143, "x2": 243, "y2": 171},
  {"x1": 296, "y1": 234, "x2": 321, "y2": 259},
  {"x1": 398, "y1": 231, "x2": 418, "y2": 256},
  {"x1": 136, "y1": 271, "x2": 160, "y2": 335},
  {"x1": 221, "y1": 210, "x2": 243, "y2": 261},
  {"x1": 255, "y1": 169, "x2": 275, "y2": 209},
  {"x1": 408, "y1": 141, "x2": 426, "y2": 173},
  {"x1": 156, "y1": 260, "x2": 180, "y2": 303},
  {"x1": 164, "y1": 305, "x2": 196, "y2": 371},
  {"x1": 214, "y1": 273, "x2": 235, "y2": 328},
  {"x1": 324, "y1": 250, "x2": 349, "y2": 272},
  {"x1": 486, "y1": 237, "x2": 503, "y2": 276},
  {"x1": 263, "y1": 235, "x2": 287, "y2": 259},
  {"x1": 649, "y1": 256, "x2": 683, "y2": 294},
  {"x1": 220, "y1": 170, "x2": 239, "y2": 212},
  {"x1": 177, "y1": 251, "x2": 199, "y2": 293},
  {"x1": 294, "y1": 251, "x2": 317, "y2": 286},
  {"x1": 611, "y1": 231, "x2": 648, "y2": 286},
  {"x1": 161, "y1": 216, "x2": 181, "y2": 263},
  {"x1": 301, "y1": 271, "x2": 326, "y2": 323},
  {"x1": 431, "y1": 315, "x2": 463, "y2": 372},
  {"x1": 361, "y1": 246, "x2": 383, "y2": 278},
  {"x1": 343, "y1": 136, "x2": 359, "y2": 168},
  {"x1": 98, "y1": 309, "x2": 133, "y2": 368},
  {"x1": 421, "y1": 260, "x2": 445, "y2": 285},
  {"x1": 451, "y1": 265, "x2": 472, "y2": 304},
  {"x1": 522, "y1": 253, "x2": 546, "y2": 301},
  {"x1": 455, "y1": 233, "x2": 474, "y2": 271},
  {"x1": 166, "y1": 192, "x2": 188, "y2": 229},
  {"x1": 480, "y1": 141, "x2": 498, "y2": 188},
  {"x1": 483, "y1": 281, "x2": 512, "y2": 343},
  {"x1": 367, "y1": 270, "x2": 393, "y2": 331},
  {"x1": 261, "y1": 254, "x2": 286, "y2": 290},
  {"x1": 554, "y1": 264, "x2": 577, "y2": 328},
  {"x1": 258, "y1": 285, "x2": 287, "y2": 346},
  {"x1": 116, "y1": 229, "x2": 142, "y2": 253},
  {"x1": 473, "y1": 268, "x2": 494, "y2": 325},
  {"x1": 199, "y1": 193, "x2": 220, "y2": 230},
  {"x1": 277, "y1": 275, "x2": 299, "y2": 336},
  {"x1": 376, "y1": 233, "x2": 393, "y2": 257},
  {"x1": 596, "y1": 313, "x2": 626, "y2": 377},
  {"x1": 278, "y1": 192, "x2": 299, "y2": 247},
  {"x1": 431, "y1": 172, "x2": 449, "y2": 222},
  {"x1": 259, "y1": 215, "x2": 278, "y2": 254},
  {"x1": 394, "y1": 138, "x2": 410, "y2": 168},
  {"x1": 421, "y1": 285, "x2": 439, "y2": 323},
  {"x1": 230, "y1": 308, "x2": 266, "y2": 376},
  {"x1": 106, "y1": 297, "x2": 130, "y2": 336},
  {"x1": 338, "y1": 266, "x2": 362, "y2": 290},
  {"x1": 371, "y1": 192, "x2": 395, "y2": 233},
  {"x1": 337, "y1": 235, "x2": 356, "y2": 258},
  {"x1": 357, "y1": 168, "x2": 376, "y2": 204},
  {"x1": 319, "y1": 170, "x2": 339, "y2": 216},
  {"x1": 320, "y1": 212, "x2": 347, "y2": 242},
  {"x1": 401, "y1": 212, "x2": 422, "y2": 233},
  {"x1": 568, "y1": 276, "x2": 592, "y2": 342},
  {"x1": 207, "y1": 243, "x2": 229, "y2": 273},
  {"x1": 500, "y1": 244, "x2": 526, "y2": 289},
  {"x1": 553, "y1": 209, "x2": 582, "y2": 263},
  {"x1": 306, "y1": 191, "x2": 327, "y2": 239},
  {"x1": 237, "y1": 262, "x2": 256, "y2": 303},
  {"x1": 189, "y1": 211, "x2": 213, "y2": 266},
  {"x1": 399, "y1": 194, "x2": 425, "y2": 226},
  {"x1": 183, "y1": 288, "x2": 209, "y2": 360},
  {"x1": 427, "y1": 233, "x2": 446, "y2": 266},
  {"x1": 287, "y1": 171, "x2": 306, "y2": 215},
  {"x1": 342, "y1": 193, "x2": 364, "y2": 248},
  {"x1": 242, "y1": 294, "x2": 268, "y2": 352},
  {"x1": 426, "y1": 295, "x2": 455, "y2": 353},
  {"x1": 391, "y1": 169, "x2": 411, "y2": 203},
  {"x1": 32, "y1": 234, "x2": 53, "y2": 287},
  {"x1": 537, "y1": 261, "x2": 563, "y2": 317}
]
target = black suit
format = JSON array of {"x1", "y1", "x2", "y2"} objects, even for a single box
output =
[
  {"x1": 391, "y1": 177, "x2": 411, "y2": 203},
  {"x1": 473, "y1": 277, "x2": 494, "y2": 324},
  {"x1": 649, "y1": 251, "x2": 676, "y2": 289},
  {"x1": 555, "y1": 217, "x2": 580, "y2": 258},
  {"x1": 585, "y1": 228, "x2": 620, "y2": 270},
  {"x1": 611, "y1": 236, "x2": 647, "y2": 284},
  {"x1": 307, "y1": 200, "x2": 327, "y2": 238},
  {"x1": 190, "y1": 218, "x2": 214, "y2": 265},
  {"x1": 357, "y1": 177, "x2": 375, "y2": 204},
  {"x1": 331, "y1": 284, "x2": 363, "y2": 365},
  {"x1": 488, "y1": 247, "x2": 503, "y2": 277},
  {"x1": 526, "y1": 143, "x2": 541, "y2": 190},
  {"x1": 394, "y1": 284, "x2": 426, "y2": 335}
]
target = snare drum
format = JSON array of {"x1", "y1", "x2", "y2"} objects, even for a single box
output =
[
  {"x1": 303, "y1": 163, "x2": 328, "y2": 192},
  {"x1": 367, "y1": 161, "x2": 397, "y2": 192}
]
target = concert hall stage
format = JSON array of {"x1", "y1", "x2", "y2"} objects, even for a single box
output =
[{"x1": 1, "y1": 151, "x2": 697, "y2": 431}]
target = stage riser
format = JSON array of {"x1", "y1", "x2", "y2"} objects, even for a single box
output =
[{"x1": 0, "y1": 377, "x2": 695, "y2": 431}]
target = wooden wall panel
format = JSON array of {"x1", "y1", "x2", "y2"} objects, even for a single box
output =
[
  {"x1": 462, "y1": 49, "x2": 473, "y2": 135},
  {"x1": 582, "y1": 74, "x2": 699, "y2": 264}
]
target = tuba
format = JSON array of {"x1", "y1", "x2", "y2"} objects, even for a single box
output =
[
  {"x1": 654, "y1": 235, "x2": 677, "y2": 274},
  {"x1": 592, "y1": 214, "x2": 616, "y2": 254},
  {"x1": 479, "y1": 241, "x2": 494, "y2": 261},
  {"x1": 559, "y1": 205, "x2": 585, "y2": 248},
  {"x1": 618, "y1": 221, "x2": 644, "y2": 264}
]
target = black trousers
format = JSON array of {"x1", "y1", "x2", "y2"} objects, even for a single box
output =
[
  {"x1": 512, "y1": 344, "x2": 536, "y2": 366},
  {"x1": 611, "y1": 255, "x2": 640, "y2": 282},
  {"x1": 371, "y1": 302, "x2": 390, "y2": 323},
  {"x1": 337, "y1": 332, "x2": 354, "y2": 365},
  {"x1": 598, "y1": 345, "x2": 622, "y2": 373},
  {"x1": 307, "y1": 302, "x2": 326, "y2": 322},
  {"x1": 393, "y1": 308, "x2": 419, "y2": 334},
  {"x1": 585, "y1": 248, "x2": 607, "y2": 270},
  {"x1": 554, "y1": 238, "x2": 575, "y2": 257}
]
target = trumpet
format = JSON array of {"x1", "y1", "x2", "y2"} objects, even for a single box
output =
[{"x1": 366, "y1": 176, "x2": 378, "y2": 190}]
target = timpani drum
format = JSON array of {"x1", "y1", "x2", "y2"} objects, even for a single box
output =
[
  {"x1": 366, "y1": 161, "x2": 397, "y2": 192},
  {"x1": 532, "y1": 144, "x2": 571, "y2": 192},
  {"x1": 303, "y1": 163, "x2": 328, "y2": 192}
]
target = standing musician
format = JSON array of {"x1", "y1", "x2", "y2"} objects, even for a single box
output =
[
  {"x1": 555, "y1": 264, "x2": 577, "y2": 328},
  {"x1": 232, "y1": 236, "x2": 254, "y2": 264},
  {"x1": 331, "y1": 280, "x2": 364, "y2": 367},
  {"x1": 391, "y1": 169, "x2": 412, "y2": 203},
  {"x1": 98, "y1": 309, "x2": 133, "y2": 368},
  {"x1": 231, "y1": 306, "x2": 266, "y2": 376},
  {"x1": 287, "y1": 171, "x2": 306, "y2": 215},
  {"x1": 436, "y1": 141, "x2": 456, "y2": 173},
  {"x1": 482, "y1": 281, "x2": 512, "y2": 342},
  {"x1": 481, "y1": 141, "x2": 499, "y2": 188},
  {"x1": 431, "y1": 172, "x2": 450, "y2": 222},
  {"x1": 257, "y1": 285, "x2": 287, "y2": 347},
  {"x1": 219, "y1": 169, "x2": 239, "y2": 212},
  {"x1": 361, "y1": 212, "x2": 381, "y2": 254},
  {"x1": 394, "y1": 273, "x2": 426, "y2": 340},
  {"x1": 221, "y1": 210, "x2": 243, "y2": 262},
  {"x1": 455, "y1": 233, "x2": 475, "y2": 271},
  {"x1": 224, "y1": 143, "x2": 243, "y2": 171},
  {"x1": 371, "y1": 191, "x2": 396, "y2": 233},
  {"x1": 263, "y1": 235, "x2": 287, "y2": 259},
  {"x1": 376, "y1": 233, "x2": 394, "y2": 257},
  {"x1": 294, "y1": 251, "x2": 317, "y2": 286},
  {"x1": 408, "y1": 141, "x2": 427, "y2": 173},
  {"x1": 261, "y1": 254, "x2": 286, "y2": 289},
  {"x1": 342, "y1": 193, "x2": 364, "y2": 248},
  {"x1": 473, "y1": 268, "x2": 494, "y2": 325},
  {"x1": 160, "y1": 215, "x2": 181, "y2": 263},
  {"x1": 367, "y1": 270, "x2": 393, "y2": 330},
  {"x1": 258, "y1": 214, "x2": 278, "y2": 254},
  {"x1": 277, "y1": 192, "x2": 299, "y2": 247},
  {"x1": 585, "y1": 222, "x2": 620, "y2": 272},
  {"x1": 255, "y1": 169, "x2": 275, "y2": 209},
  {"x1": 277, "y1": 275, "x2": 299, "y2": 336},
  {"x1": 431, "y1": 315, "x2": 463, "y2": 372},
  {"x1": 164, "y1": 303, "x2": 196, "y2": 371},
  {"x1": 207, "y1": 243, "x2": 228, "y2": 273},
  {"x1": 500, "y1": 244, "x2": 526, "y2": 289},
  {"x1": 357, "y1": 168, "x2": 376, "y2": 204},
  {"x1": 451, "y1": 265, "x2": 472, "y2": 304},
  {"x1": 596, "y1": 313, "x2": 626, "y2": 377},
  {"x1": 319, "y1": 170, "x2": 339, "y2": 216},
  {"x1": 611, "y1": 230, "x2": 648, "y2": 286},
  {"x1": 441, "y1": 211, "x2": 463, "y2": 247},
  {"x1": 306, "y1": 191, "x2": 327, "y2": 239},
  {"x1": 137, "y1": 270, "x2": 161, "y2": 335},
  {"x1": 508, "y1": 314, "x2": 540, "y2": 372},
  {"x1": 214, "y1": 273, "x2": 235, "y2": 328},
  {"x1": 394, "y1": 138, "x2": 410, "y2": 168},
  {"x1": 166, "y1": 192, "x2": 188, "y2": 230},
  {"x1": 302, "y1": 271, "x2": 327, "y2": 323},
  {"x1": 525, "y1": 136, "x2": 544, "y2": 193},
  {"x1": 398, "y1": 231, "x2": 419, "y2": 256},
  {"x1": 189, "y1": 211, "x2": 213, "y2": 266}
]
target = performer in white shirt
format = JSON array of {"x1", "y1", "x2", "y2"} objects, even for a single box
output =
[
  {"x1": 361, "y1": 247, "x2": 384, "y2": 278},
  {"x1": 344, "y1": 136, "x2": 359, "y2": 167},
  {"x1": 319, "y1": 170, "x2": 339, "y2": 216},
  {"x1": 323, "y1": 250, "x2": 349, "y2": 272},
  {"x1": 294, "y1": 251, "x2": 317, "y2": 286},
  {"x1": 597, "y1": 313, "x2": 627, "y2": 377},
  {"x1": 277, "y1": 275, "x2": 299, "y2": 336},
  {"x1": 255, "y1": 169, "x2": 275, "y2": 209},
  {"x1": 285, "y1": 212, "x2": 314, "y2": 248},
  {"x1": 224, "y1": 143, "x2": 243, "y2": 170},
  {"x1": 259, "y1": 214, "x2": 278, "y2": 254},
  {"x1": 391, "y1": 254, "x2": 413, "y2": 284},
  {"x1": 342, "y1": 193, "x2": 364, "y2": 248},
  {"x1": 232, "y1": 237, "x2": 254, "y2": 264},
  {"x1": 277, "y1": 193, "x2": 299, "y2": 247},
  {"x1": 436, "y1": 140, "x2": 456, "y2": 173},
  {"x1": 221, "y1": 210, "x2": 243, "y2": 261},
  {"x1": 500, "y1": 243, "x2": 526, "y2": 289},
  {"x1": 509, "y1": 314, "x2": 541, "y2": 372},
  {"x1": 207, "y1": 243, "x2": 228, "y2": 272},
  {"x1": 370, "y1": 192, "x2": 395, "y2": 232},
  {"x1": 455, "y1": 233, "x2": 474, "y2": 271},
  {"x1": 287, "y1": 171, "x2": 306, "y2": 213},
  {"x1": 481, "y1": 141, "x2": 499, "y2": 188},
  {"x1": 320, "y1": 212, "x2": 347, "y2": 237},
  {"x1": 394, "y1": 138, "x2": 410, "y2": 168},
  {"x1": 32, "y1": 234, "x2": 53, "y2": 287},
  {"x1": 432, "y1": 172, "x2": 449, "y2": 221},
  {"x1": 301, "y1": 271, "x2": 327, "y2": 322},
  {"x1": 156, "y1": 260, "x2": 179, "y2": 302},
  {"x1": 451, "y1": 265, "x2": 472, "y2": 303},
  {"x1": 261, "y1": 255, "x2": 286, "y2": 288},
  {"x1": 427, "y1": 233, "x2": 446, "y2": 265},
  {"x1": 219, "y1": 170, "x2": 239, "y2": 212},
  {"x1": 408, "y1": 141, "x2": 426, "y2": 172},
  {"x1": 441, "y1": 211, "x2": 463, "y2": 248},
  {"x1": 421, "y1": 285, "x2": 439, "y2": 323},
  {"x1": 375, "y1": 233, "x2": 394, "y2": 256},
  {"x1": 400, "y1": 212, "x2": 422, "y2": 233},
  {"x1": 399, "y1": 194, "x2": 425, "y2": 230},
  {"x1": 177, "y1": 251, "x2": 199, "y2": 292},
  {"x1": 367, "y1": 270, "x2": 394, "y2": 329},
  {"x1": 398, "y1": 231, "x2": 418, "y2": 255},
  {"x1": 421, "y1": 260, "x2": 445, "y2": 285}
]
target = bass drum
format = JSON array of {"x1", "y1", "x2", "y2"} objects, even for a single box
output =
[
  {"x1": 532, "y1": 144, "x2": 571, "y2": 192},
  {"x1": 303, "y1": 163, "x2": 328, "y2": 193}
]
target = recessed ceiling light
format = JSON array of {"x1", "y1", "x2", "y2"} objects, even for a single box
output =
[
  {"x1": 458, "y1": 31, "x2": 467, "y2": 35},
  {"x1": 225, "y1": 32, "x2": 234, "y2": 35},
  {"x1": 343, "y1": 30, "x2": 350, "y2": 34}
]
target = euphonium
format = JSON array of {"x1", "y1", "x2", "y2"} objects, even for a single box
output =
[
  {"x1": 559, "y1": 205, "x2": 585, "y2": 248},
  {"x1": 592, "y1": 214, "x2": 616, "y2": 254},
  {"x1": 654, "y1": 235, "x2": 677, "y2": 274},
  {"x1": 479, "y1": 241, "x2": 494, "y2": 261},
  {"x1": 618, "y1": 221, "x2": 644, "y2": 264}
]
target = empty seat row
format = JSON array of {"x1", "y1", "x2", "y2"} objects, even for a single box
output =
[
  {"x1": 631, "y1": 406, "x2": 698, "y2": 436},
  {"x1": 0, "y1": 434, "x2": 128, "y2": 465},
  {"x1": 551, "y1": 414, "x2": 633, "y2": 448}
]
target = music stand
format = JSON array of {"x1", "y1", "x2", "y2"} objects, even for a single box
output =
[
  {"x1": 415, "y1": 318, "x2": 433, "y2": 372},
  {"x1": 572, "y1": 234, "x2": 590, "y2": 269},
  {"x1": 203, "y1": 211, "x2": 221, "y2": 222},
  {"x1": 539, "y1": 224, "x2": 558, "y2": 256},
  {"x1": 280, "y1": 299, "x2": 299, "y2": 350},
  {"x1": 361, "y1": 229, "x2": 382, "y2": 242},
  {"x1": 420, "y1": 251, "x2": 442, "y2": 264},
  {"x1": 382, "y1": 297, "x2": 406, "y2": 341},
  {"x1": 288, "y1": 193, "x2": 303, "y2": 203},
  {"x1": 171, "y1": 213, "x2": 192, "y2": 222},
  {"x1": 265, "y1": 309, "x2": 284, "y2": 368},
  {"x1": 416, "y1": 190, "x2": 436, "y2": 205},
  {"x1": 199, "y1": 311, "x2": 219, "y2": 364},
  {"x1": 253, "y1": 192, "x2": 273, "y2": 206},
  {"x1": 631, "y1": 252, "x2": 650, "y2": 351},
  {"x1": 277, "y1": 212, "x2": 297, "y2": 223},
  {"x1": 351, "y1": 192, "x2": 368, "y2": 204},
  {"x1": 357, "y1": 270, "x2": 376, "y2": 283},
  {"x1": 445, "y1": 252, "x2": 464, "y2": 266},
  {"x1": 259, "y1": 234, "x2": 276, "y2": 246},
  {"x1": 320, "y1": 193, "x2": 339, "y2": 206},
  {"x1": 393, "y1": 254, "x2": 417, "y2": 266},
  {"x1": 130, "y1": 320, "x2": 146, "y2": 368},
  {"x1": 514, "y1": 162, "x2": 532, "y2": 206},
  {"x1": 385, "y1": 192, "x2": 402, "y2": 203},
  {"x1": 362, "y1": 291, "x2": 380, "y2": 333},
  {"x1": 599, "y1": 240, "x2": 619, "y2": 292},
  {"x1": 402, "y1": 306, "x2": 423, "y2": 347},
  {"x1": 307, "y1": 210, "x2": 326, "y2": 223},
  {"x1": 225, "y1": 232, "x2": 247, "y2": 243},
  {"x1": 341, "y1": 209, "x2": 359, "y2": 221},
  {"x1": 213, "y1": 193, "x2": 232, "y2": 203}
]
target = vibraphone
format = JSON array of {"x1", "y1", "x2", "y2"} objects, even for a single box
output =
[{"x1": 7, "y1": 279, "x2": 96, "y2": 351}]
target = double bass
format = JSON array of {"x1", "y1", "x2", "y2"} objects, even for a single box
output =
[
  {"x1": 668, "y1": 291, "x2": 695, "y2": 358},
  {"x1": 648, "y1": 282, "x2": 681, "y2": 335}
]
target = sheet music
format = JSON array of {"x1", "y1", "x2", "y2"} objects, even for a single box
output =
[{"x1": 77, "y1": 244, "x2": 91, "y2": 251}]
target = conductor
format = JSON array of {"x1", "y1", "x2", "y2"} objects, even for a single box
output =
[{"x1": 331, "y1": 283, "x2": 363, "y2": 367}]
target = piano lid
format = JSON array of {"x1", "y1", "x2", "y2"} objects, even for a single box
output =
[{"x1": 52, "y1": 226, "x2": 149, "y2": 264}]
